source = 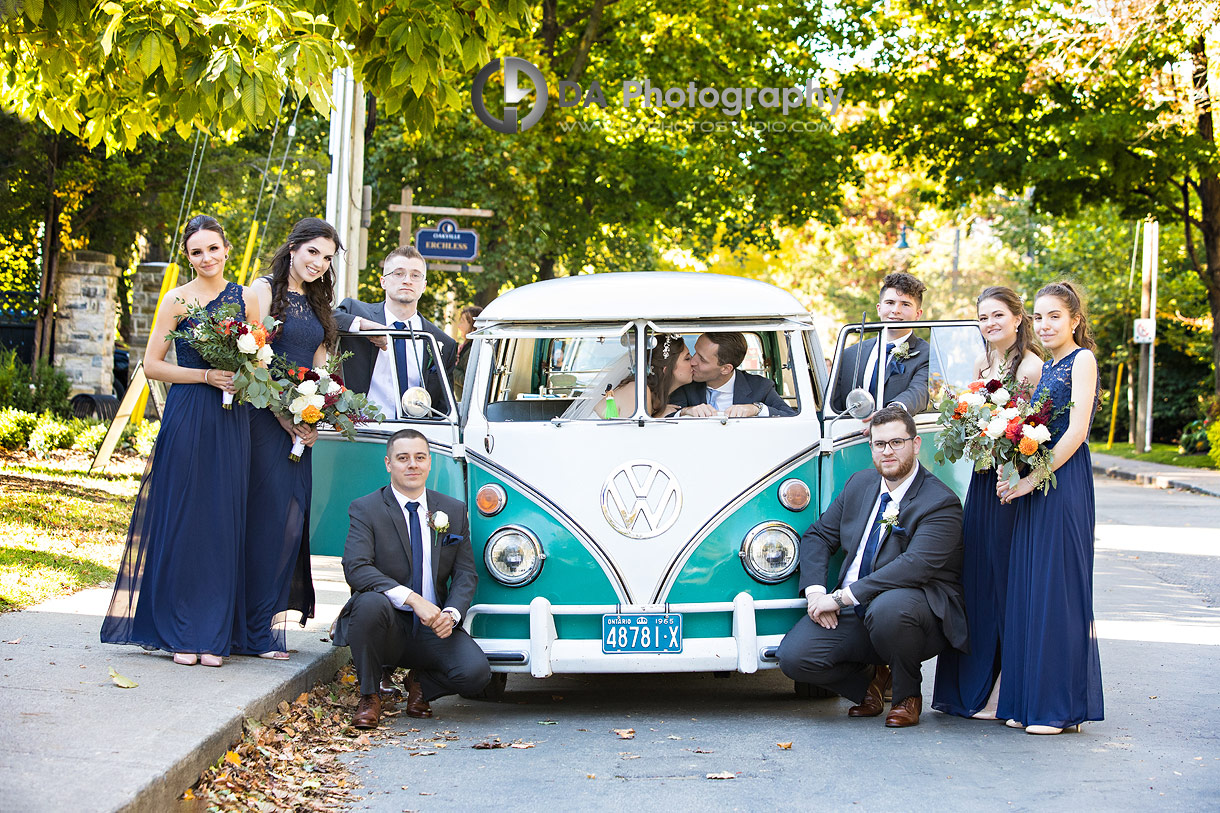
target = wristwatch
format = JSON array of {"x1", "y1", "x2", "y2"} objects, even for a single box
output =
[
  {"x1": 754, "y1": 402, "x2": 764, "y2": 416},
  {"x1": 831, "y1": 590, "x2": 849, "y2": 609}
]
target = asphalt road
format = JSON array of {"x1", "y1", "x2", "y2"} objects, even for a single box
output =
[{"x1": 343, "y1": 477, "x2": 1220, "y2": 812}]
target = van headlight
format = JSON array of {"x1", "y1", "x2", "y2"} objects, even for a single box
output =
[
  {"x1": 739, "y1": 522, "x2": 799, "y2": 584},
  {"x1": 484, "y1": 526, "x2": 545, "y2": 586}
]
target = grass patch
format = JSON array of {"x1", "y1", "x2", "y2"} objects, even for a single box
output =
[
  {"x1": 0, "y1": 467, "x2": 137, "y2": 612},
  {"x1": 1094, "y1": 442, "x2": 1218, "y2": 470}
]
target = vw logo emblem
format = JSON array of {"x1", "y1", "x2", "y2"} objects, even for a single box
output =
[{"x1": 601, "y1": 460, "x2": 682, "y2": 539}]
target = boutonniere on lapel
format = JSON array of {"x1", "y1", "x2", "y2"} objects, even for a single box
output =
[
  {"x1": 887, "y1": 340, "x2": 917, "y2": 375},
  {"x1": 879, "y1": 502, "x2": 904, "y2": 533},
  {"x1": 428, "y1": 510, "x2": 450, "y2": 534}
]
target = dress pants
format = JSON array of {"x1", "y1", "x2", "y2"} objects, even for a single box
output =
[
  {"x1": 344, "y1": 592, "x2": 491, "y2": 700},
  {"x1": 777, "y1": 587, "x2": 949, "y2": 704}
]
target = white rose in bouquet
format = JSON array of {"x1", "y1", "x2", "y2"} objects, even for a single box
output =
[
  {"x1": 960, "y1": 391, "x2": 986, "y2": 408},
  {"x1": 256, "y1": 344, "x2": 273, "y2": 364},
  {"x1": 296, "y1": 379, "x2": 319, "y2": 396},
  {"x1": 236, "y1": 332, "x2": 259, "y2": 354},
  {"x1": 990, "y1": 387, "x2": 1011, "y2": 405},
  {"x1": 999, "y1": 406, "x2": 1021, "y2": 421},
  {"x1": 1022, "y1": 423, "x2": 1052, "y2": 445},
  {"x1": 984, "y1": 416, "x2": 1009, "y2": 439}
]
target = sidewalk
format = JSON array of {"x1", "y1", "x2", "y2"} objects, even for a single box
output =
[
  {"x1": 1091, "y1": 449, "x2": 1220, "y2": 498},
  {"x1": 0, "y1": 556, "x2": 350, "y2": 813}
]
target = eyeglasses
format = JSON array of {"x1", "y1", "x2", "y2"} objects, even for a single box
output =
[
  {"x1": 870, "y1": 437, "x2": 916, "y2": 452},
  {"x1": 383, "y1": 270, "x2": 426, "y2": 282}
]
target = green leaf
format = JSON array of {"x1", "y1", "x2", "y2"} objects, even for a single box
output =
[
  {"x1": 24, "y1": 0, "x2": 43, "y2": 24},
  {"x1": 109, "y1": 667, "x2": 138, "y2": 689},
  {"x1": 139, "y1": 32, "x2": 160, "y2": 77},
  {"x1": 405, "y1": 28, "x2": 423, "y2": 63}
]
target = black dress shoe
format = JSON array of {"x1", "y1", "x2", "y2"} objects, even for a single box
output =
[
  {"x1": 848, "y1": 665, "x2": 891, "y2": 718},
  {"x1": 352, "y1": 693, "x2": 382, "y2": 729}
]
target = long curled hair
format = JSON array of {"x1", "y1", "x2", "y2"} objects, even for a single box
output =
[
  {"x1": 646, "y1": 334, "x2": 687, "y2": 417},
  {"x1": 263, "y1": 218, "x2": 343, "y2": 349},
  {"x1": 181, "y1": 214, "x2": 231, "y2": 255},
  {"x1": 976, "y1": 285, "x2": 1041, "y2": 379},
  {"x1": 1036, "y1": 280, "x2": 1096, "y2": 352}
]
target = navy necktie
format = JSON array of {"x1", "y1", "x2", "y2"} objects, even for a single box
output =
[
  {"x1": 406, "y1": 501, "x2": 424, "y2": 630},
  {"x1": 854, "y1": 492, "x2": 892, "y2": 618},
  {"x1": 393, "y1": 321, "x2": 411, "y2": 401},
  {"x1": 868, "y1": 342, "x2": 895, "y2": 399}
]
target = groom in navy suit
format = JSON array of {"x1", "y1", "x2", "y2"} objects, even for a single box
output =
[
  {"x1": 669, "y1": 332, "x2": 796, "y2": 417},
  {"x1": 332, "y1": 428, "x2": 490, "y2": 729},
  {"x1": 777, "y1": 406, "x2": 965, "y2": 727}
]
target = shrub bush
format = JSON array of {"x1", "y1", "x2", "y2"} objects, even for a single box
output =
[
  {"x1": 0, "y1": 408, "x2": 38, "y2": 449},
  {"x1": 72, "y1": 423, "x2": 109, "y2": 455},
  {"x1": 1208, "y1": 420, "x2": 1220, "y2": 469},
  {"x1": 27, "y1": 415, "x2": 77, "y2": 457},
  {"x1": 0, "y1": 348, "x2": 73, "y2": 416}
]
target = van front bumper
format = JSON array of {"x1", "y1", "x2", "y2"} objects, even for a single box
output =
[{"x1": 465, "y1": 593, "x2": 806, "y2": 676}]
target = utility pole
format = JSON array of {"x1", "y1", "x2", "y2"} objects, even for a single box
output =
[{"x1": 1134, "y1": 219, "x2": 1159, "y2": 453}]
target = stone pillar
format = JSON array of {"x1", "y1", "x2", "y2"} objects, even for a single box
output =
[
  {"x1": 53, "y1": 250, "x2": 120, "y2": 397},
  {"x1": 129, "y1": 262, "x2": 171, "y2": 371}
]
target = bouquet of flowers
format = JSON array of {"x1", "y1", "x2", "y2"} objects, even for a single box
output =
[
  {"x1": 933, "y1": 377, "x2": 1064, "y2": 493},
  {"x1": 166, "y1": 300, "x2": 281, "y2": 409},
  {"x1": 270, "y1": 352, "x2": 386, "y2": 461}
]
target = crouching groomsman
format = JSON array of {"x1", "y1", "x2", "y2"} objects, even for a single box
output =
[
  {"x1": 777, "y1": 406, "x2": 966, "y2": 727},
  {"x1": 332, "y1": 428, "x2": 491, "y2": 729}
]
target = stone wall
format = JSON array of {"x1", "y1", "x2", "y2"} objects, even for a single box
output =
[
  {"x1": 129, "y1": 262, "x2": 171, "y2": 371},
  {"x1": 53, "y1": 251, "x2": 120, "y2": 397}
]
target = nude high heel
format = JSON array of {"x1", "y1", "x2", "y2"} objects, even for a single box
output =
[
  {"x1": 173, "y1": 653, "x2": 198, "y2": 666},
  {"x1": 1025, "y1": 724, "x2": 1081, "y2": 735}
]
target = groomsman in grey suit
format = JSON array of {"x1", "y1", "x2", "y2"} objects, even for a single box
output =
[
  {"x1": 831, "y1": 272, "x2": 931, "y2": 416},
  {"x1": 777, "y1": 406, "x2": 965, "y2": 727},
  {"x1": 333, "y1": 246, "x2": 457, "y2": 418},
  {"x1": 331, "y1": 429, "x2": 490, "y2": 729}
]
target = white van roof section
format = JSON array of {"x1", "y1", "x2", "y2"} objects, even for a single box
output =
[{"x1": 477, "y1": 271, "x2": 811, "y2": 324}]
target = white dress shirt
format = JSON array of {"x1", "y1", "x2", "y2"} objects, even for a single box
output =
[
  {"x1": 862, "y1": 330, "x2": 912, "y2": 411},
  {"x1": 806, "y1": 465, "x2": 919, "y2": 607},
  {"x1": 358, "y1": 306, "x2": 425, "y2": 420},
  {"x1": 706, "y1": 374, "x2": 769, "y2": 416},
  {"x1": 382, "y1": 486, "x2": 462, "y2": 623}
]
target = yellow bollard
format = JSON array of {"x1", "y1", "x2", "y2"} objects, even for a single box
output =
[
  {"x1": 1106, "y1": 361, "x2": 1124, "y2": 449},
  {"x1": 131, "y1": 262, "x2": 180, "y2": 425},
  {"x1": 237, "y1": 219, "x2": 259, "y2": 285}
]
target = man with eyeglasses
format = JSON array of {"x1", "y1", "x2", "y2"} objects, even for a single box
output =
[
  {"x1": 334, "y1": 246, "x2": 457, "y2": 418},
  {"x1": 777, "y1": 405, "x2": 965, "y2": 727}
]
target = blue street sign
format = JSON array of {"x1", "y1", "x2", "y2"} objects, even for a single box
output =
[{"x1": 414, "y1": 218, "x2": 479, "y2": 262}]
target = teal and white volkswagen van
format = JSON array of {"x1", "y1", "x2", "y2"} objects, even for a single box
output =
[{"x1": 311, "y1": 272, "x2": 980, "y2": 696}]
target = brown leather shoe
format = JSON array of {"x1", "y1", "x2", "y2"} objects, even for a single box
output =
[
  {"x1": 848, "y1": 665, "x2": 891, "y2": 717},
  {"x1": 404, "y1": 670, "x2": 433, "y2": 718},
  {"x1": 352, "y1": 693, "x2": 382, "y2": 729},
  {"x1": 885, "y1": 695, "x2": 922, "y2": 727}
]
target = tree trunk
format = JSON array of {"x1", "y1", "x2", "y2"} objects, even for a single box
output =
[
  {"x1": 1191, "y1": 35, "x2": 1220, "y2": 396},
  {"x1": 538, "y1": 254, "x2": 555, "y2": 281},
  {"x1": 32, "y1": 132, "x2": 60, "y2": 364}
]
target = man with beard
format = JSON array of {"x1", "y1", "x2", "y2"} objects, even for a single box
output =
[
  {"x1": 776, "y1": 406, "x2": 965, "y2": 727},
  {"x1": 334, "y1": 246, "x2": 457, "y2": 418}
]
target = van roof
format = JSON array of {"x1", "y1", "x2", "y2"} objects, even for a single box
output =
[{"x1": 477, "y1": 271, "x2": 809, "y2": 323}]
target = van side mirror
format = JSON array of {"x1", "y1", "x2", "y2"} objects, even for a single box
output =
[{"x1": 843, "y1": 388, "x2": 875, "y2": 419}]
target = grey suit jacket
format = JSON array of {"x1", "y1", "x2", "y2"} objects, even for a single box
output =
[
  {"x1": 831, "y1": 334, "x2": 930, "y2": 414},
  {"x1": 331, "y1": 487, "x2": 477, "y2": 647},
  {"x1": 334, "y1": 298, "x2": 458, "y2": 413},
  {"x1": 797, "y1": 464, "x2": 967, "y2": 650}
]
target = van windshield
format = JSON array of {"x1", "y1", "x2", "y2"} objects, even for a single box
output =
[{"x1": 484, "y1": 327, "x2": 801, "y2": 421}]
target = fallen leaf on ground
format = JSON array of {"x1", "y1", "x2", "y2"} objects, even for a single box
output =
[
  {"x1": 510, "y1": 741, "x2": 535, "y2": 749},
  {"x1": 3, "y1": 637, "x2": 21, "y2": 644},
  {"x1": 587, "y1": 774, "x2": 596, "y2": 779},
  {"x1": 473, "y1": 740, "x2": 505, "y2": 749},
  {"x1": 538, "y1": 720, "x2": 558, "y2": 725},
  {"x1": 620, "y1": 753, "x2": 640, "y2": 760},
  {"x1": 108, "y1": 667, "x2": 138, "y2": 689},
  {"x1": 420, "y1": 791, "x2": 435, "y2": 796},
  {"x1": 777, "y1": 742, "x2": 793, "y2": 750},
  {"x1": 224, "y1": 751, "x2": 242, "y2": 766},
  {"x1": 706, "y1": 772, "x2": 737, "y2": 780},
  {"x1": 667, "y1": 735, "x2": 681, "y2": 740},
  {"x1": 410, "y1": 751, "x2": 437, "y2": 757},
  {"x1": 691, "y1": 748, "x2": 714, "y2": 754},
  {"x1": 340, "y1": 673, "x2": 357, "y2": 684},
  {"x1": 612, "y1": 728, "x2": 636, "y2": 739}
]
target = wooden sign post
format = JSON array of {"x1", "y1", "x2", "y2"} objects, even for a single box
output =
[{"x1": 387, "y1": 186, "x2": 494, "y2": 273}]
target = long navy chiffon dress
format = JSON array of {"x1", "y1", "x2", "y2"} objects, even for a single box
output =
[
  {"x1": 932, "y1": 467, "x2": 1016, "y2": 716},
  {"x1": 998, "y1": 348, "x2": 1104, "y2": 728},
  {"x1": 234, "y1": 287, "x2": 319, "y2": 654},
  {"x1": 101, "y1": 282, "x2": 249, "y2": 656}
]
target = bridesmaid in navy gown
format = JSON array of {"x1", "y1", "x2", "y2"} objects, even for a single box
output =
[
  {"x1": 933, "y1": 287, "x2": 1043, "y2": 719},
  {"x1": 102, "y1": 216, "x2": 258, "y2": 667},
  {"x1": 235, "y1": 218, "x2": 343, "y2": 658},
  {"x1": 996, "y1": 281, "x2": 1104, "y2": 734}
]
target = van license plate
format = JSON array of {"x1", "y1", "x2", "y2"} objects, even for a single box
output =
[{"x1": 602, "y1": 614, "x2": 682, "y2": 654}]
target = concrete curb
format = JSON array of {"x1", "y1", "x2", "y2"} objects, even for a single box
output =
[
  {"x1": 121, "y1": 646, "x2": 351, "y2": 813},
  {"x1": 1090, "y1": 456, "x2": 1220, "y2": 499}
]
